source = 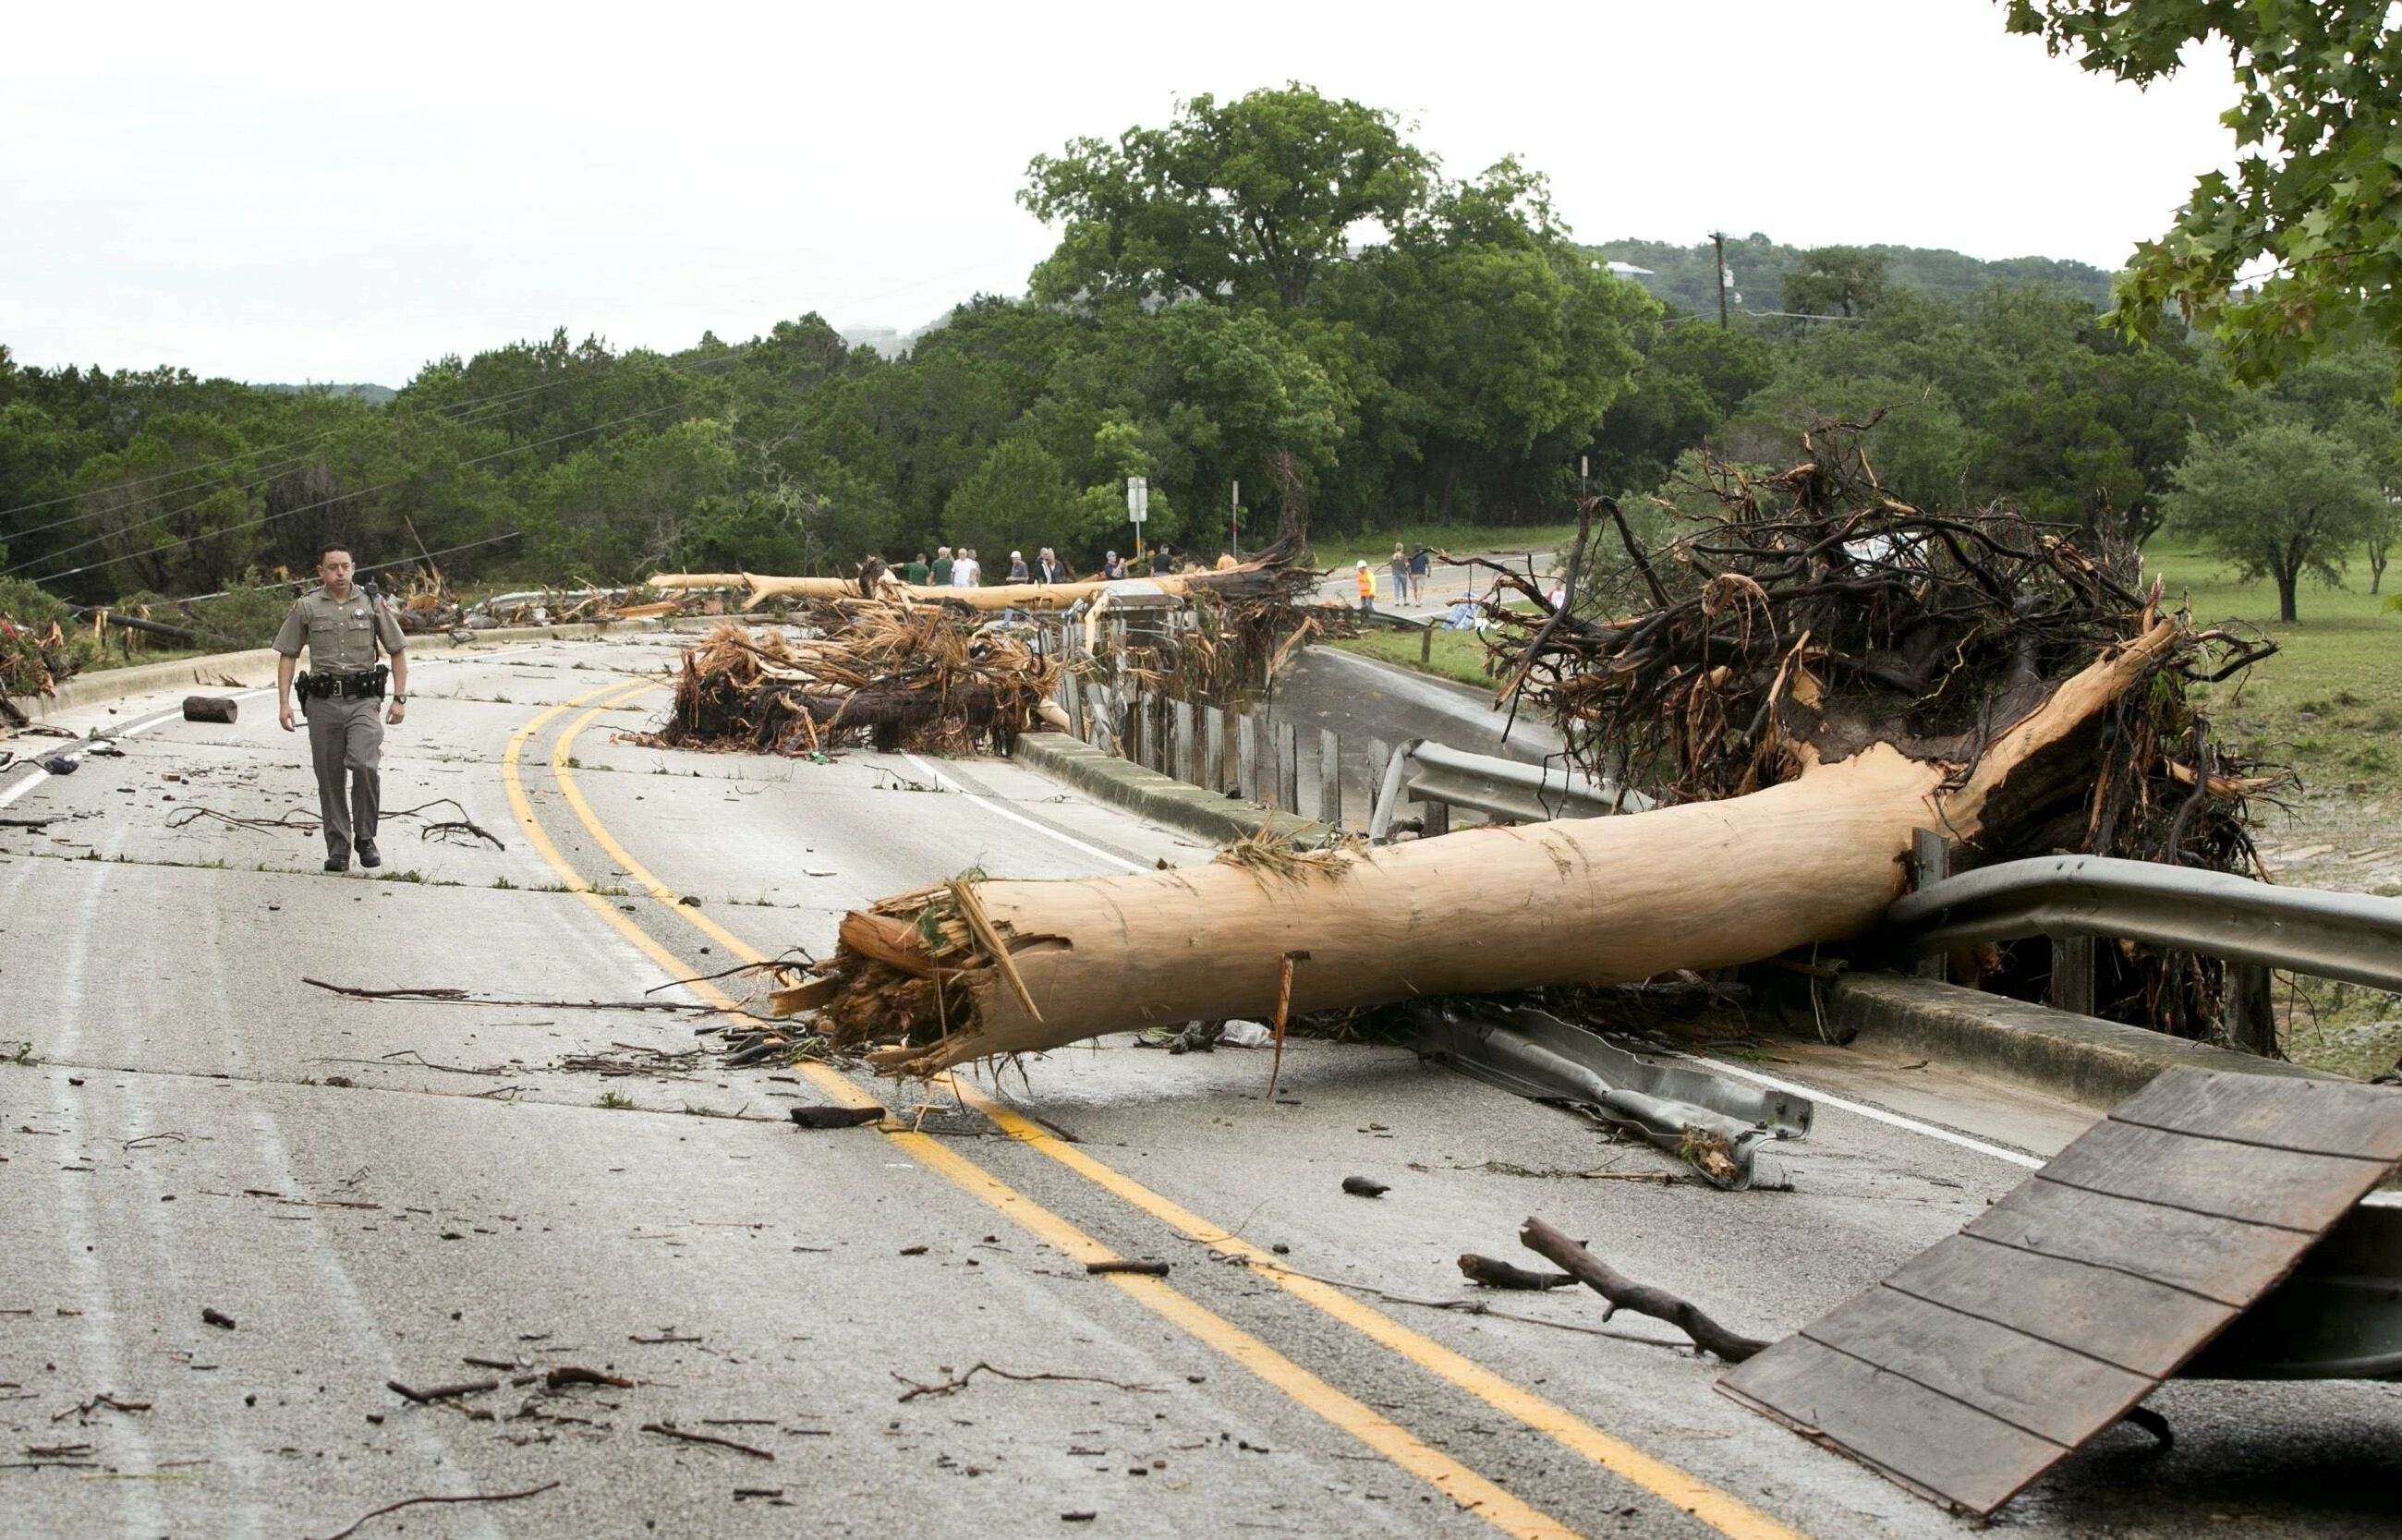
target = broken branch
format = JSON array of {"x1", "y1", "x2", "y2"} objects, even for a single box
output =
[{"x1": 1520, "y1": 1216, "x2": 1766, "y2": 1363}]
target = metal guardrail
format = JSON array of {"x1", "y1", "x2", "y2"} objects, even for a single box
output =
[
  {"x1": 1367, "y1": 738, "x2": 1652, "y2": 842},
  {"x1": 1886, "y1": 854, "x2": 2402, "y2": 995}
]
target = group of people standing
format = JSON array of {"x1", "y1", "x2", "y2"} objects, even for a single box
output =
[
  {"x1": 1353, "y1": 544, "x2": 1435, "y2": 613},
  {"x1": 895, "y1": 543, "x2": 1188, "y2": 588}
]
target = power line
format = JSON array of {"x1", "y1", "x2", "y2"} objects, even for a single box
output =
[
  {"x1": 10, "y1": 391, "x2": 710, "y2": 586},
  {"x1": 0, "y1": 368, "x2": 609, "y2": 538},
  {"x1": 6, "y1": 352, "x2": 744, "y2": 586}
]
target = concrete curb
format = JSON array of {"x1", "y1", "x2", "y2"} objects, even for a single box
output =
[
  {"x1": 1824, "y1": 972, "x2": 2321, "y2": 1110},
  {"x1": 1010, "y1": 731, "x2": 1334, "y2": 849},
  {"x1": 8, "y1": 615, "x2": 762, "y2": 723}
]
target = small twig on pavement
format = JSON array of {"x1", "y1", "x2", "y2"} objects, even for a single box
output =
[
  {"x1": 640, "y1": 1423, "x2": 774, "y2": 1460},
  {"x1": 892, "y1": 1362, "x2": 1163, "y2": 1403},
  {"x1": 385, "y1": 1378, "x2": 499, "y2": 1404},
  {"x1": 309, "y1": 1480, "x2": 560, "y2": 1540}
]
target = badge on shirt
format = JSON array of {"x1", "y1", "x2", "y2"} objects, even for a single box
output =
[{"x1": 353, "y1": 608, "x2": 364, "y2": 617}]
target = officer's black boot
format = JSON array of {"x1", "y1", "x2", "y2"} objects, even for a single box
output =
[
  {"x1": 324, "y1": 853, "x2": 350, "y2": 873},
  {"x1": 357, "y1": 840, "x2": 382, "y2": 869}
]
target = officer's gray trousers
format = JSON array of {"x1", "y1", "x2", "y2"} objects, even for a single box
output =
[{"x1": 303, "y1": 695, "x2": 383, "y2": 861}]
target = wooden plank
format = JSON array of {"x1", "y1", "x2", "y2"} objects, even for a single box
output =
[
  {"x1": 1718, "y1": 1336, "x2": 2061, "y2": 1518},
  {"x1": 1273, "y1": 721, "x2": 1299, "y2": 813},
  {"x1": 1318, "y1": 728, "x2": 1341, "y2": 823},
  {"x1": 1964, "y1": 1179, "x2": 2313, "y2": 1306},
  {"x1": 2038, "y1": 1117, "x2": 2386, "y2": 1231},
  {"x1": 1236, "y1": 713, "x2": 1259, "y2": 801},
  {"x1": 1173, "y1": 699, "x2": 1195, "y2": 784},
  {"x1": 1883, "y1": 1235, "x2": 2238, "y2": 1378},
  {"x1": 2108, "y1": 1068, "x2": 2402, "y2": 1162},
  {"x1": 1798, "y1": 1286, "x2": 2153, "y2": 1448},
  {"x1": 1203, "y1": 707, "x2": 1227, "y2": 794},
  {"x1": 1724, "y1": 1064, "x2": 2400, "y2": 1520}
]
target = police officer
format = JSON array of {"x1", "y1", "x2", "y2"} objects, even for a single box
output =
[{"x1": 273, "y1": 544, "x2": 408, "y2": 872}]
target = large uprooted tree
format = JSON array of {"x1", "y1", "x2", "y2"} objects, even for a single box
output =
[{"x1": 779, "y1": 427, "x2": 2273, "y2": 1074}]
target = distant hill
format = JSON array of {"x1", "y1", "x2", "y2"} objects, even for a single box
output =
[
  {"x1": 1591, "y1": 235, "x2": 2118, "y2": 317},
  {"x1": 839, "y1": 309, "x2": 962, "y2": 358},
  {"x1": 255, "y1": 381, "x2": 398, "y2": 405}
]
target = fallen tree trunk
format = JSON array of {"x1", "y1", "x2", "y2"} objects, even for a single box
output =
[
  {"x1": 782, "y1": 424, "x2": 2270, "y2": 1068},
  {"x1": 646, "y1": 562, "x2": 1311, "y2": 614},
  {"x1": 797, "y1": 623, "x2": 2177, "y2": 1074}
]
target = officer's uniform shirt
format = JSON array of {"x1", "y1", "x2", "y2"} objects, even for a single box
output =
[{"x1": 273, "y1": 588, "x2": 406, "y2": 673}]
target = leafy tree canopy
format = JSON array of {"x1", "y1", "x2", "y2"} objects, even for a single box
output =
[
  {"x1": 1021, "y1": 84, "x2": 1434, "y2": 311},
  {"x1": 2008, "y1": 0, "x2": 2402, "y2": 385}
]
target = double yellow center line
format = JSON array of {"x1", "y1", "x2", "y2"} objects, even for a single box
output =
[{"x1": 506, "y1": 678, "x2": 1808, "y2": 1540}]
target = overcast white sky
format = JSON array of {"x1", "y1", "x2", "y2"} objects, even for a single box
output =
[{"x1": 1, "y1": 1, "x2": 2238, "y2": 386}]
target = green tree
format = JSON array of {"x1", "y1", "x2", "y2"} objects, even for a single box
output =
[
  {"x1": 2008, "y1": 2, "x2": 2402, "y2": 385},
  {"x1": 2257, "y1": 339, "x2": 2402, "y2": 589},
  {"x1": 1783, "y1": 246, "x2": 1890, "y2": 318},
  {"x1": 2161, "y1": 421, "x2": 2386, "y2": 621},
  {"x1": 1587, "y1": 317, "x2": 1778, "y2": 493},
  {"x1": 1021, "y1": 85, "x2": 1434, "y2": 311},
  {"x1": 942, "y1": 438, "x2": 1074, "y2": 564}
]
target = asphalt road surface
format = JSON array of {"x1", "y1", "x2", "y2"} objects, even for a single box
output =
[{"x1": 4, "y1": 635, "x2": 2396, "y2": 1539}]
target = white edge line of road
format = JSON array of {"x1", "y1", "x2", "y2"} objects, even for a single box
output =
[
  {"x1": 0, "y1": 686, "x2": 279, "y2": 811},
  {"x1": 901, "y1": 744, "x2": 2055, "y2": 1176},
  {"x1": 900, "y1": 748, "x2": 1146, "y2": 875},
  {"x1": 1679, "y1": 1052, "x2": 2046, "y2": 1170},
  {"x1": 0, "y1": 643, "x2": 536, "y2": 813}
]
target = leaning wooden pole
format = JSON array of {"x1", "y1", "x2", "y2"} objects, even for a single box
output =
[{"x1": 792, "y1": 624, "x2": 2178, "y2": 1076}]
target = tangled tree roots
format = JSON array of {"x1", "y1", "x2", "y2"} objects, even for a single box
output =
[
  {"x1": 637, "y1": 609, "x2": 1061, "y2": 758},
  {"x1": 1452, "y1": 424, "x2": 2279, "y2": 1032}
]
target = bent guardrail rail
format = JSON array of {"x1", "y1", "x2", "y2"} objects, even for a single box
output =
[
  {"x1": 1884, "y1": 854, "x2": 2402, "y2": 995},
  {"x1": 1367, "y1": 737, "x2": 1652, "y2": 842}
]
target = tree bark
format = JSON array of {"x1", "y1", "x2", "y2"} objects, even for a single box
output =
[{"x1": 804, "y1": 624, "x2": 2180, "y2": 1075}]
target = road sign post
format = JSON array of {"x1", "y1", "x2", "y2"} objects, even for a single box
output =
[{"x1": 1126, "y1": 476, "x2": 1147, "y2": 557}]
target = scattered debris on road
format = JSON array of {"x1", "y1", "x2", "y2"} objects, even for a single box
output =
[
  {"x1": 200, "y1": 1307, "x2": 236, "y2": 1330},
  {"x1": 1340, "y1": 1176, "x2": 1389, "y2": 1198}
]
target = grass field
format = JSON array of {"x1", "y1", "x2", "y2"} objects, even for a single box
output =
[
  {"x1": 2144, "y1": 537, "x2": 2402, "y2": 804},
  {"x1": 1330, "y1": 624, "x2": 1498, "y2": 688}
]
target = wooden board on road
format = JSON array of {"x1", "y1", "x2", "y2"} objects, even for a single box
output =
[{"x1": 1717, "y1": 1066, "x2": 2402, "y2": 1517}]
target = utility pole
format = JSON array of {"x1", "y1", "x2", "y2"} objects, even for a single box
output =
[
  {"x1": 1231, "y1": 479, "x2": 1240, "y2": 560},
  {"x1": 1711, "y1": 231, "x2": 1729, "y2": 330}
]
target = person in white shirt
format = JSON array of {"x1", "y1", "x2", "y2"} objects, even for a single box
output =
[{"x1": 954, "y1": 549, "x2": 981, "y2": 588}]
